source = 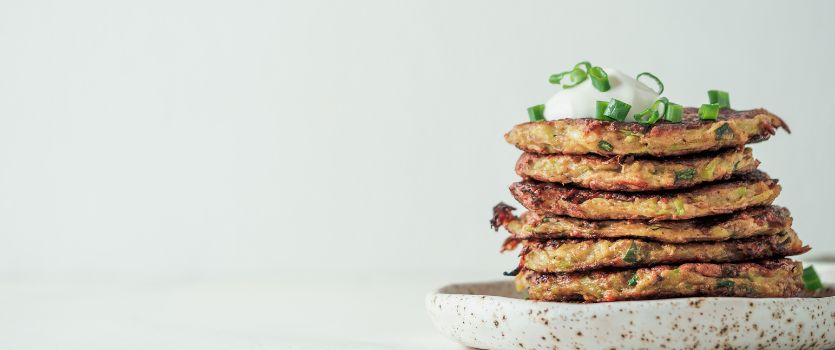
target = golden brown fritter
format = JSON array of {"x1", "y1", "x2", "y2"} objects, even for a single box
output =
[
  {"x1": 520, "y1": 230, "x2": 808, "y2": 273},
  {"x1": 491, "y1": 204, "x2": 792, "y2": 243},
  {"x1": 517, "y1": 259, "x2": 804, "y2": 302},
  {"x1": 515, "y1": 147, "x2": 758, "y2": 192},
  {"x1": 505, "y1": 108, "x2": 788, "y2": 156},
  {"x1": 509, "y1": 171, "x2": 780, "y2": 220}
]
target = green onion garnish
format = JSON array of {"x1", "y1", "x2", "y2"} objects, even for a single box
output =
[
  {"x1": 698, "y1": 103, "x2": 720, "y2": 120},
  {"x1": 708, "y1": 90, "x2": 731, "y2": 108},
  {"x1": 635, "y1": 97, "x2": 668, "y2": 125},
  {"x1": 562, "y1": 68, "x2": 588, "y2": 88},
  {"x1": 548, "y1": 71, "x2": 569, "y2": 84},
  {"x1": 634, "y1": 109, "x2": 660, "y2": 125},
  {"x1": 548, "y1": 62, "x2": 598, "y2": 88},
  {"x1": 595, "y1": 100, "x2": 610, "y2": 120},
  {"x1": 803, "y1": 266, "x2": 823, "y2": 291},
  {"x1": 653, "y1": 97, "x2": 669, "y2": 110},
  {"x1": 665, "y1": 103, "x2": 683, "y2": 123},
  {"x1": 636, "y1": 72, "x2": 664, "y2": 95},
  {"x1": 588, "y1": 66, "x2": 610, "y2": 92},
  {"x1": 527, "y1": 104, "x2": 546, "y2": 122},
  {"x1": 602, "y1": 98, "x2": 631, "y2": 122},
  {"x1": 573, "y1": 61, "x2": 591, "y2": 72}
]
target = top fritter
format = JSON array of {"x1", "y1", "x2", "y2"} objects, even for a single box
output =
[{"x1": 506, "y1": 108, "x2": 788, "y2": 157}]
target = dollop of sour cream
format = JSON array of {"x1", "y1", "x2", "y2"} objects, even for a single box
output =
[{"x1": 544, "y1": 68, "x2": 659, "y2": 121}]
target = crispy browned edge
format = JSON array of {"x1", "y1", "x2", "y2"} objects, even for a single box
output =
[
  {"x1": 529, "y1": 108, "x2": 789, "y2": 137},
  {"x1": 490, "y1": 203, "x2": 792, "y2": 245},
  {"x1": 522, "y1": 259, "x2": 803, "y2": 302},
  {"x1": 520, "y1": 230, "x2": 809, "y2": 273},
  {"x1": 508, "y1": 170, "x2": 777, "y2": 219},
  {"x1": 508, "y1": 108, "x2": 790, "y2": 156},
  {"x1": 514, "y1": 147, "x2": 759, "y2": 192}
]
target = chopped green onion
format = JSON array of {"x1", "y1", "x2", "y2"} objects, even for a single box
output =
[
  {"x1": 698, "y1": 103, "x2": 720, "y2": 120},
  {"x1": 708, "y1": 90, "x2": 731, "y2": 108},
  {"x1": 714, "y1": 123, "x2": 734, "y2": 140},
  {"x1": 675, "y1": 168, "x2": 696, "y2": 181},
  {"x1": 665, "y1": 103, "x2": 683, "y2": 123},
  {"x1": 701, "y1": 158, "x2": 719, "y2": 178},
  {"x1": 636, "y1": 72, "x2": 664, "y2": 95},
  {"x1": 623, "y1": 242, "x2": 639, "y2": 264},
  {"x1": 598, "y1": 140, "x2": 614, "y2": 152},
  {"x1": 634, "y1": 109, "x2": 660, "y2": 125},
  {"x1": 562, "y1": 68, "x2": 588, "y2": 88},
  {"x1": 548, "y1": 62, "x2": 594, "y2": 88},
  {"x1": 595, "y1": 100, "x2": 610, "y2": 120},
  {"x1": 803, "y1": 266, "x2": 823, "y2": 291},
  {"x1": 716, "y1": 280, "x2": 735, "y2": 288},
  {"x1": 627, "y1": 273, "x2": 638, "y2": 287},
  {"x1": 635, "y1": 97, "x2": 668, "y2": 125},
  {"x1": 573, "y1": 61, "x2": 591, "y2": 72},
  {"x1": 654, "y1": 97, "x2": 669, "y2": 110},
  {"x1": 588, "y1": 66, "x2": 610, "y2": 92},
  {"x1": 603, "y1": 98, "x2": 631, "y2": 122},
  {"x1": 527, "y1": 104, "x2": 545, "y2": 122},
  {"x1": 548, "y1": 71, "x2": 569, "y2": 84},
  {"x1": 672, "y1": 198, "x2": 685, "y2": 216},
  {"x1": 503, "y1": 266, "x2": 521, "y2": 277}
]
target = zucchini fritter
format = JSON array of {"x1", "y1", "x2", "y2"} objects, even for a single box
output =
[
  {"x1": 510, "y1": 171, "x2": 780, "y2": 220},
  {"x1": 517, "y1": 259, "x2": 804, "y2": 302},
  {"x1": 515, "y1": 147, "x2": 758, "y2": 191},
  {"x1": 521, "y1": 230, "x2": 808, "y2": 273},
  {"x1": 491, "y1": 204, "x2": 792, "y2": 243},
  {"x1": 505, "y1": 108, "x2": 788, "y2": 156}
]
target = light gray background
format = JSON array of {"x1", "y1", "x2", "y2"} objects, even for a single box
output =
[{"x1": 0, "y1": 0, "x2": 832, "y2": 279}]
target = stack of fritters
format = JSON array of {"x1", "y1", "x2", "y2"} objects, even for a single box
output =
[{"x1": 491, "y1": 108, "x2": 811, "y2": 302}]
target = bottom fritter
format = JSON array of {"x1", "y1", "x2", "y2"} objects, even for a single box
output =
[{"x1": 517, "y1": 259, "x2": 804, "y2": 302}]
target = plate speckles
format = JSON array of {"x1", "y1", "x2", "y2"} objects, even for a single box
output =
[{"x1": 426, "y1": 281, "x2": 835, "y2": 350}]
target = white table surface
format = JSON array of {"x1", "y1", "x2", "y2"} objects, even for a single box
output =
[
  {"x1": 2, "y1": 263, "x2": 832, "y2": 350},
  {"x1": 0, "y1": 271, "x2": 478, "y2": 350}
]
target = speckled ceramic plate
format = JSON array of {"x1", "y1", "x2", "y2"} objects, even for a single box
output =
[{"x1": 426, "y1": 281, "x2": 835, "y2": 350}]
